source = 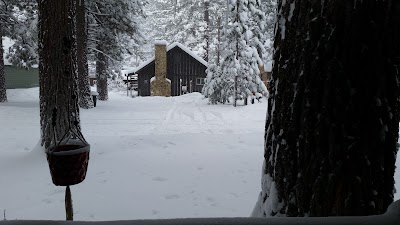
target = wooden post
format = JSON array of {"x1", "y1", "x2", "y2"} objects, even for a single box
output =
[{"x1": 234, "y1": 76, "x2": 238, "y2": 107}]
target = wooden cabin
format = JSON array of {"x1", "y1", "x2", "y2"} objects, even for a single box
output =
[
  {"x1": 260, "y1": 61, "x2": 272, "y2": 92},
  {"x1": 129, "y1": 42, "x2": 208, "y2": 96}
]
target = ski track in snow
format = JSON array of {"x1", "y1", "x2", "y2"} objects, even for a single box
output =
[{"x1": 0, "y1": 88, "x2": 399, "y2": 221}]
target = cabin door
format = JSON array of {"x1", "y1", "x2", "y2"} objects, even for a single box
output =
[{"x1": 141, "y1": 79, "x2": 150, "y2": 96}]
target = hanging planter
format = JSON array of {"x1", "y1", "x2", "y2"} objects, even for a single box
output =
[{"x1": 46, "y1": 129, "x2": 90, "y2": 186}]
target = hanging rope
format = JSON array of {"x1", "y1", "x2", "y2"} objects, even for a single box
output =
[{"x1": 65, "y1": 185, "x2": 73, "y2": 221}]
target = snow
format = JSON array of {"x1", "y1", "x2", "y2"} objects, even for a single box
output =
[
  {"x1": 2, "y1": 37, "x2": 15, "y2": 66},
  {"x1": 121, "y1": 67, "x2": 137, "y2": 76},
  {"x1": 265, "y1": 61, "x2": 273, "y2": 72},
  {"x1": 90, "y1": 90, "x2": 99, "y2": 96},
  {"x1": 0, "y1": 88, "x2": 267, "y2": 221},
  {"x1": 154, "y1": 40, "x2": 169, "y2": 46},
  {"x1": 288, "y1": 2, "x2": 296, "y2": 22},
  {"x1": 278, "y1": 16, "x2": 286, "y2": 40},
  {"x1": 1, "y1": 88, "x2": 399, "y2": 221}
]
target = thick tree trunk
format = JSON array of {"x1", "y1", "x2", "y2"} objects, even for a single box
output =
[
  {"x1": 96, "y1": 43, "x2": 108, "y2": 101},
  {"x1": 0, "y1": 27, "x2": 7, "y2": 102},
  {"x1": 76, "y1": 0, "x2": 93, "y2": 109},
  {"x1": 254, "y1": 0, "x2": 400, "y2": 217},
  {"x1": 38, "y1": 0, "x2": 80, "y2": 148}
]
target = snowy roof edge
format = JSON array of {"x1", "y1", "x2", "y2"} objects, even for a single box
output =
[
  {"x1": 130, "y1": 42, "x2": 208, "y2": 74},
  {"x1": 154, "y1": 40, "x2": 169, "y2": 45}
]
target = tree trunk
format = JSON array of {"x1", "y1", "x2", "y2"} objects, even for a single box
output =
[
  {"x1": 0, "y1": 26, "x2": 7, "y2": 102},
  {"x1": 38, "y1": 0, "x2": 80, "y2": 148},
  {"x1": 217, "y1": 17, "x2": 221, "y2": 65},
  {"x1": 96, "y1": 43, "x2": 108, "y2": 101},
  {"x1": 76, "y1": 0, "x2": 93, "y2": 109},
  {"x1": 204, "y1": 0, "x2": 210, "y2": 62},
  {"x1": 253, "y1": 0, "x2": 400, "y2": 217}
]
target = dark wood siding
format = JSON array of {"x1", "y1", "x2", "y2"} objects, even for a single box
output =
[
  {"x1": 133, "y1": 46, "x2": 207, "y2": 96},
  {"x1": 134, "y1": 62, "x2": 155, "y2": 96},
  {"x1": 166, "y1": 47, "x2": 207, "y2": 96}
]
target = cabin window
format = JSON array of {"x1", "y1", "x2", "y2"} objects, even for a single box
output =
[{"x1": 196, "y1": 78, "x2": 205, "y2": 85}]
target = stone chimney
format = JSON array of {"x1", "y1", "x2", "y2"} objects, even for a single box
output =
[{"x1": 151, "y1": 40, "x2": 171, "y2": 96}]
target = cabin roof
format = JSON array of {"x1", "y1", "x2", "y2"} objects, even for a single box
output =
[{"x1": 128, "y1": 42, "x2": 208, "y2": 75}]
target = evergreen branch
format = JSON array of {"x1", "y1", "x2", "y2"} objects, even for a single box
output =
[{"x1": 88, "y1": 47, "x2": 120, "y2": 63}]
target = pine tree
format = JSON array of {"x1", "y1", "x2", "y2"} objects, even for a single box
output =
[
  {"x1": 252, "y1": 0, "x2": 400, "y2": 217},
  {"x1": 87, "y1": 0, "x2": 146, "y2": 101},
  {"x1": 0, "y1": 31, "x2": 5, "y2": 102},
  {"x1": 6, "y1": 2, "x2": 38, "y2": 69},
  {"x1": 38, "y1": 0, "x2": 81, "y2": 148},
  {"x1": 202, "y1": 63, "x2": 233, "y2": 104},
  {"x1": 76, "y1": 0, "x2": 94, "y2": 109},
  {"x1": 144, "y1": 0, "x2": 225, "y2": 62},
  {"x1": 261, "y1": 0, "x2": 276, "y2": 62},
  {"x1": 0, "y1": 0, "x2": 18, "y2": 102},
  {"x1": 204, "y1": 0, "x2": 267, "y2": 105}
]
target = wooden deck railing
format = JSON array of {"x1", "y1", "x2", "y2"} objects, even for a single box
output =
[{"x1": 0, "y1": 200, "x2": 399, "y2": 225}]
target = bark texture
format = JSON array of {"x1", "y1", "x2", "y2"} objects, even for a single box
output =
[
  {"x1": 38, "y1": 0, "x2": 80, "y2": 148},
  {"x1": 76, "y1": 0, "x2": 93, "y2": 109},
  {"x1": 256, "y1": 0, "x2": 400, "y2": 217},
  {"x1": 96, "y1": 42, "x2": 108, "y2": 101},
  {"x1": 0, "y1": 27, "x2": 7, "y2": 102}
]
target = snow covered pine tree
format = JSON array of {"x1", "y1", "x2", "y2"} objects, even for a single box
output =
[
  {"x1": 204, "y1": 0, "x2": 267, "y2": 105},
  {"x1": 252, "y1": 0, "x2": 400, "y2": 217}
]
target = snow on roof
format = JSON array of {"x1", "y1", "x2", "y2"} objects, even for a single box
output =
[
  {"x1": 131, "y1": 42, "x2": 208, "y2": 74},
  {"x1": 154, "y1": 40, "x2": 168, "y2": 46},
  {"x1": 121, "y1": 67, "x2": 137, "y2": 76},
  {"x1": 170, "y1": 42, "x2": 208, "y2": 67},
  {"x1": 2, "y1": 37, "x2": 14, "y2": 66}
]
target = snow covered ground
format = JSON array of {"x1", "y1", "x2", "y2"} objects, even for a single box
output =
[
  {"x1": 0, "y1": 88, "x2": 267, "y2": 221},
  {"x1": 0, "y1": 88, "x2": 399, "y2": 221}
]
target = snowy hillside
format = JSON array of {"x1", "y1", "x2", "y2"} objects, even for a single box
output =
[{"x1": 0, "y1": 88, "x2": 268, "y2": 221}]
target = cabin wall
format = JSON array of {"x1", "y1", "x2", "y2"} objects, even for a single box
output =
[{"x1": 136, "y1": 46, "x2": 207, "y2": 97}]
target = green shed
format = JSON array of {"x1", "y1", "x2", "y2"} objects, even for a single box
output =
[{"x1": 4, "y1": 65, "x2": 39, "y2": 89}]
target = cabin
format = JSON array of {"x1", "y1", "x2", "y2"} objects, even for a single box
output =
[
  {"x1": 129, "y1": 41, "x2": 208, "y2": 96},
  {"x1": 260, "y1": 61, "x2": 272, "y2": 92}
]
